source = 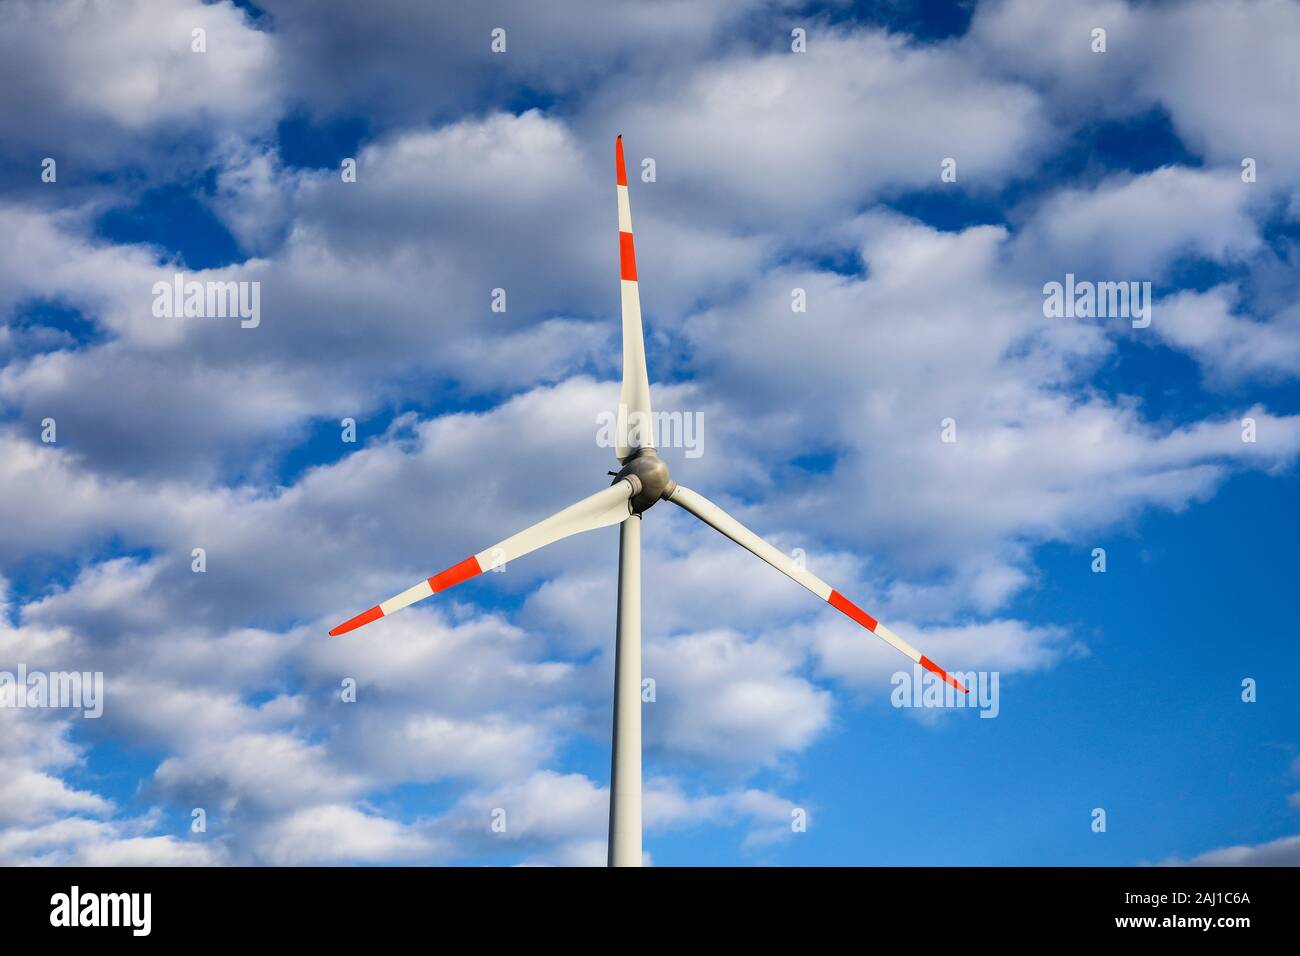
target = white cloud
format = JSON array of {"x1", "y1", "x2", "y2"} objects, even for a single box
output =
[
  {"x1": 0, "y1": 764, "x2": 111, "y2": 828},
  {"x1": 0, "y1": 816, "x2": 222, "y2": 866},
  {"x1": 644, "y1": 629, "x2": 831, "y2": 765},
  {"x1": 682, "y1": 213, "x2": 1300, "y2": 590},
  {"x1": 601, "y1": 30, "x2": 1050, "y2": 232},
  {"x1": 1010, "y1": 167, "x2": 1262, "y2": 281},
  {"x1": 151, "y1": 731, "x2": 368, "y2": 813},
  {"x1": 1163, "y1": 833, "x2": 1300, "y2": 867},
  {"x1": 256, "y1": 0, "x2": 771, "y2": 122},
  {"x1": 432, "y1": 770, "x2": 802, "y2": 865},
  {"x1": 809, "y1": 617, "x2": 1082, "y2": 692},
  {"x1": 971, "y1": 0, "x2": 1300, "y2": 188},
  {"x1": 1153, "y1": 286, "x2": 1300, "y2": 385},
  {"x1": 644, "y1": 780, "x2": 800, "y2": 849},
  {"x1": 248, "y1": 804, "x2": 434, "y2": 866},
  {"x1": 0, "y1": 0, "x2": 278, "y2": 168},
  {"x1": 433, "y1": 770, "x2": 609, "y2": 865}
]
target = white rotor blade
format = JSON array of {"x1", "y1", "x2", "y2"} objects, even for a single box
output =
[
  {"x1": 330, "y1": 480, "x2": 636, "y2": 636},
  {"x1": 614, "y1": 135, "x2": 653, "y2": 462},
  {"x1": 668, "y1": 485, "x2": 968, "y2": 693}
]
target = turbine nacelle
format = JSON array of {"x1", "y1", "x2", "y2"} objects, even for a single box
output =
[{"x1": 612, "y1": 447, "x2": 675, "y2": 514}]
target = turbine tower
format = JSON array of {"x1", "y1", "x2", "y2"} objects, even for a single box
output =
[{"x1": 328, "y1": 136, "x2": 968, "y2": 867}]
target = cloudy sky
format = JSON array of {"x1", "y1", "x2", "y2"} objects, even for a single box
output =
[{"x1": 2, "y1": 0, "x2": 1299, "y2": 866}]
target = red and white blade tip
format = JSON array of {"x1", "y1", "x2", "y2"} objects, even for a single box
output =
[
  {"x1": 615, "y1": 134, "x2": 627, "y2": 186},
  {"x1": 329, "y1": 605, "x2": 382, "y2": 637},
  {"x1": 828, "y1": 589, "x2": 967, "y2": 694},
  {"x1": 328, "y1": 556, "x2": 483, "y2": 637},
  {"x1": 920, "y1": 656, "x2": 968, "y2": 694}
]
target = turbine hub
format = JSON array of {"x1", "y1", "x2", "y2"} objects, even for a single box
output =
[{"x1": 613, "y1": 448, "x2": 675, "y2": 514}]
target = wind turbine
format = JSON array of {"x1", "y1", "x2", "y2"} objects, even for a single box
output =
[{"x1": 328, "y1": 135, "x2": 968, "y2": 867}]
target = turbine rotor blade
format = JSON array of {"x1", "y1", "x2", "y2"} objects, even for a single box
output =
[
  {"x1": 667, "y1": 485, "x2": 967, "y2": 693},
  {"x1": 615, "y1": 135, "x2": 653, "y2": 462},
  {"x1": 329, "y1": 480, "x2": 638, "y2": 636}
]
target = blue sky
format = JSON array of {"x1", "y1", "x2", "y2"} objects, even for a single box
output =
[{"x1": 1, "y1": 0, "x2": 1299, "y2": 865}]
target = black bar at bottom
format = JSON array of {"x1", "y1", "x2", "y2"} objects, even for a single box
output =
[{"x1": 0, "y1": 866, "x2": 1284, "y2": 941}]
